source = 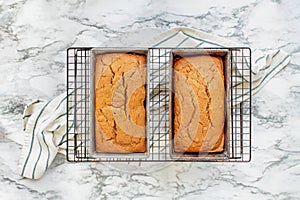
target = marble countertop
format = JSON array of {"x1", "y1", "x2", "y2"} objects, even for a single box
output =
[{"x1": 1, "y1": 0, "x2": 300, "y2": 199}]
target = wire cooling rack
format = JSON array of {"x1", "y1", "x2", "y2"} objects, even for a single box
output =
[{"x1": 66, "y1": 47, "x2": 251, "y2": 162}]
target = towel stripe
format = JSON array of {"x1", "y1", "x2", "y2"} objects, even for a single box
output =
[
  {"x1": 244, "y1": 57, "x2": 256, "y2": 75},
  {"x1": 176, "y1": 37, "x2": 189, "y2": 47},
  {"x1": 32, "y1": 132, "x2": 43, "y2": 179},
  {"x1": 20, "y1": 100, "x2": 51, "y2": 176},
  {"x1": 55, "y1": 87, "x2": 80, "y2": 110},
  {"x1": 53, "y1": 124, "x2": 61, "y2": 131},
  {"x1": 41, "y1": 131, "x2": 51, "y2": 170},
  {"x1": 58, "y1": 122, "x2": 75, "y2": 146},
  {"x1": 55, "y1": 95, "x2": 68, "y2": 110},
  {"x1": 58, "y1": 132, "x2": 67, "y2": 146},
  {"x1": 153, "y1": 31, "x2": 179, "y2": 47},
  {"x1": 255, "y1": 55, "x2": 265, "y2": 63},
  {"x1": 55, "y1": 113, "x2": 67, "y2": 121},
  {"x1": 22, "y1": 114, "x2": 32, "y2": 119},
  {"x1": 42, "y1": 132, "x2": 50, "y2": 171},
  {"x1": 195, "y1": 41, "x2": 205, "y2": 47}
]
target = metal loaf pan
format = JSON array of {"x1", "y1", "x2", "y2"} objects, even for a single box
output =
[
  {"x1": 89, "y1": 48, "x2": 150, "y2": 159},
  {"x1": 169, "y1": 48, "x2": 231, "y2": 161}
]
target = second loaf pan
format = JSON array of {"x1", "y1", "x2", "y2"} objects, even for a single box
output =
[{"x1": 170, "y1": 48, "x2": 231, "y2": 161}]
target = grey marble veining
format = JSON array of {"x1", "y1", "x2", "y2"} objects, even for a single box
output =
[{"x1": 0, "y1": 0, "x2": 300, "y2": 199}]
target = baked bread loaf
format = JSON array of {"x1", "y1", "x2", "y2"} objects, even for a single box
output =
[
  {"x1": 173, "y1": 55, "x2": 225, "y2": 153},
  {"x1": 94, "y1": 53, "x2": 146, "y2": 153}
]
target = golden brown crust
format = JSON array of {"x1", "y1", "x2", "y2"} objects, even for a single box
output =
[
  {"x1": 94, "y1": 53, "x2": 146, "y2": 153},
  {"x1": 173, "y1": 55, "x2": 224, "y2": 153}
]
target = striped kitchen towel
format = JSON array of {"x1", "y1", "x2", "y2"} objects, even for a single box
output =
[
  {"x1": 18, "y1": 93, "x2": 69, "y2": 179},
  {"x1": 18, "y1": 27, "x2": 291, "y2": 179}
]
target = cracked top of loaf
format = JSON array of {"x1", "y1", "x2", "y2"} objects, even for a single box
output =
[
  {"x1": 94, "y1": 53, "x2": 147, "y2": 153},
  {"x1": 173, "y1": 55, "x2": 225, "y2": 153}
]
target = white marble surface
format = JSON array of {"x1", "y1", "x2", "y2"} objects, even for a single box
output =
[{"x1": 1, "y1": 0, "x2": 300, "y2": 199}]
